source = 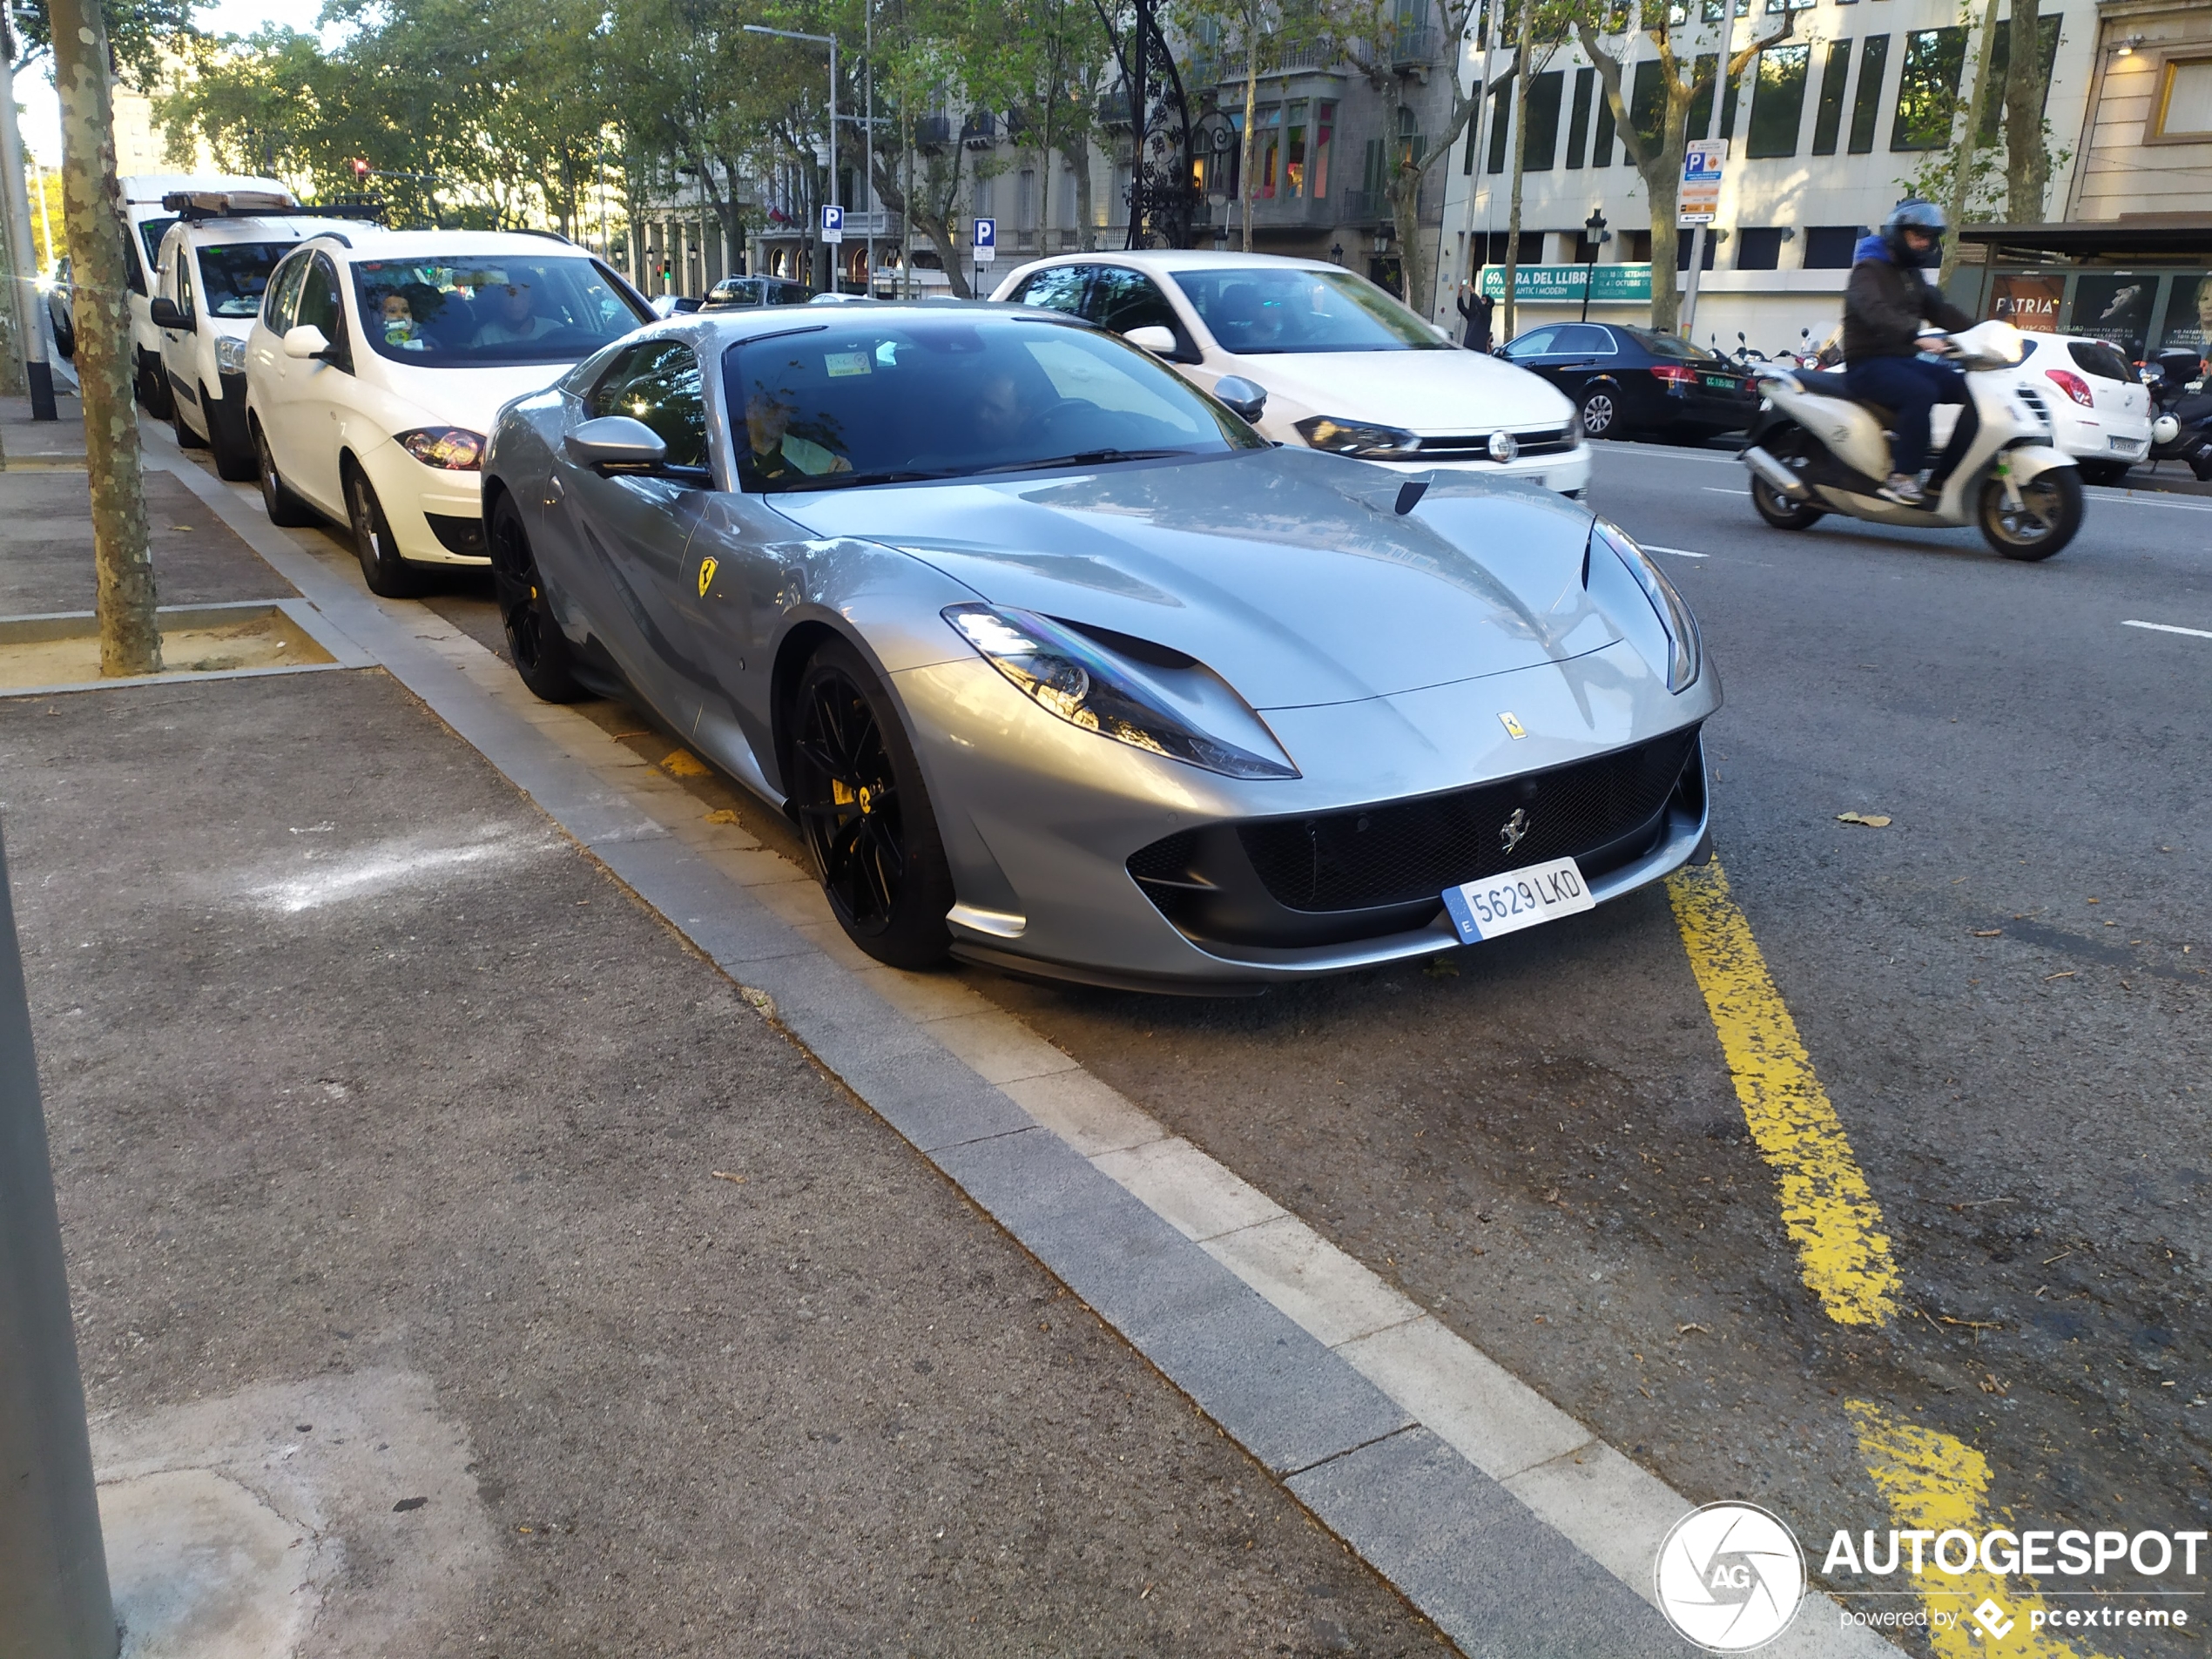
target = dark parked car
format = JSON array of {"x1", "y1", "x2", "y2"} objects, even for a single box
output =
[
  {"x1": 1499, "y1": 321, "x2": 1756, "y2": 442},
  {"x1": 45, "y1": 254, "x2": 73, "y2": 359},
  {"x1": 700, "y1": 274, "x2": 813, "y2": 310}
]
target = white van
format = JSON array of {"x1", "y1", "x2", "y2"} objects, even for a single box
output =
[
  {"x1": 152, "y1": 198, "x2": 381, "y2": 480},
  {"x1": 119, "y1": 172, "x2": 292, "y2": 415}
]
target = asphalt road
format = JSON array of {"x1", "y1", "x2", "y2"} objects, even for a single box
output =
[{"x1": 215, "y1": 436, "x2": 2209, "y2": 1655}]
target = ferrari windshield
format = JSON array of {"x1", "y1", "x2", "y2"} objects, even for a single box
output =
[
  {"x1": 726, "y1": 314, "x2": 1265, "y2": 493},
  {"x1": 1170, "y1": 266, "x2": 1449, "y2": 354},
  {"x1": 197, "y1": 243, "x2": 292, "y2": 318},
  {"x1": 351, "y1": 255, "x2": 650, "y2": 366}
]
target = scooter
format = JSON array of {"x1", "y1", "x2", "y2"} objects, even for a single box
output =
[
  {"x1": 1737, "y1": 320, "x2": 2083, "y2": 561},
  {"x1": 2142, "y1": 347, "x2": 2212, "y2": 482}
]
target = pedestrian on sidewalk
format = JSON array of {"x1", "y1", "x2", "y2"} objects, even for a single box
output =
[{"x1": 1456, "y1": 273, "x2": 1495, "y2": 354}]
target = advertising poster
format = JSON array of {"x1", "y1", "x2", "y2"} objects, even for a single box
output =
[
  {"x1": 2068, "y1": 273, "x2": 2155, "y2": 359},
  {"x1": 1988, "y1": 272, "x2": 2062, "y2": 332}
]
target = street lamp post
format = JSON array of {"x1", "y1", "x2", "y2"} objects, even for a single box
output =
[
  {"x1": 1580, "y1": 208, "x2": 1608, "y2": 324},
  {"x1": 745, "y1": 24, "x2": 838, "y2": 295}
]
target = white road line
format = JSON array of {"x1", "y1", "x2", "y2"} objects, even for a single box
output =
[
  {"x1": 2088, "y1": 490, "x2": 2212, "y2": 513},
  {"x1": 1703, "y1": 486, "x2": 1751, "y2": 496},
  {"x1": 2123, "y1": 618, "x2": 2212, "y2": 640},
  {"x1": 1642, "y1": 545, "x2": 1710, "y2": 558}
]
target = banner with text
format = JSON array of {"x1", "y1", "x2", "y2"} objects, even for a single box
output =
[{"x1": 1480, "y1": 264, "x2": 1652, "y2": 303}]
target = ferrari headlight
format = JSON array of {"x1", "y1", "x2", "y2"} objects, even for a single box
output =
[
  {"x1": 213, "y1": 335, "x2": 248, "y2": 374},
  {"x1": 1293, "y1": 415, "x2": 1420, "y2": 458},
  {"x1": 943, "y1": 604, "x2": 1298, "y2": 779},
  {"x1": 1592, "y1": 521, "x2": 1701, "y2": 693}
]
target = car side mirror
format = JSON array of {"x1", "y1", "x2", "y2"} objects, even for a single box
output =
[
  {"x1": 149, "y1": 297, "x2": 186, "y2": 330},
  {"x1": 1212, "y1": 375, "x2": 1267, "y2": 423},
  {"x1": 1123, "y1": 324, "x2": 1177, "y2": 355},
  {"x1": 281, "y1": 324, "x2": 332, "y2": 361},
  {"x1": 565, "y1": 415, "x2": 668, "y2": 475}
]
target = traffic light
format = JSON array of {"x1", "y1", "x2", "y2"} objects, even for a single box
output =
[{"x1": 351, "y1": 158, "x2": 371, "y2": 180}]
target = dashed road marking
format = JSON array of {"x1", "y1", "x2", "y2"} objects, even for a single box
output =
[
  {"x1": 1642, "y1": 545, "x2": 1711, "y2": 558},
  {"x1": 1845, "y1": 1402, "x2": 2117, "y2": 1658},
  {"x1": 2122, "y1": 618, "x2": 2212, "y2": 640},
  {"x1": 1666, "y1": 860, "x2": 1899, "y2": 1327}
]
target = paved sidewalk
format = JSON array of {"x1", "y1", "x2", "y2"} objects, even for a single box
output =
[{"x1": 1, "y1": 435, "x2": 1440, "y2": 1653}]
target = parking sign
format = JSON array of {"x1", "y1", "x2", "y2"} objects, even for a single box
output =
[
  {"x1": 1679, "y1": 143, "x2": 1723, "y2": 227},
  {"x1": 821, "y1": 203, "x2": 844, "y2": 245},
  {"x1": 974, "y1": 217, "x2": 996, "y2": 264}
]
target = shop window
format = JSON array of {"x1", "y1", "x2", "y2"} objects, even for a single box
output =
[
  {"x1": 1811, "y1": 41, "x2": 1851, "y2": 155},
  {"x1": 1566, "y1": 68, "x2": 1595, "y2": 166},
  {"x1": 1890, "y1": 27, "x2": 1966, "y2": 151},
  {"x1": 1314, "y1": 103, "x2": 1336, "y2": 196},
  {"x1": 1286, "y1": 101, "x2": 1311, "y2": 197},
  {"x1": 1802, "y1": 225, "x2": 1868, "y2": 267},
  {"x1": 1622, "y1": 228, "x2": 1651, "y2": 261},
  {"x1": 1847, "y1": 35, "x2": 1890, "y2": 153},
  {"x1": 1255, "y1": 105, "x2": 1283, "y2": 199},
  {"x1": 1748, "y1": 44, "x2": 1811, "y2": 157},
  {"x1": 2151, "y1": 55, "x2": 2212, "y2": 138},
  {"x1": 1737, "y1": 227, "x2": 1786, "y2": 269},
  {"x1": 1524, "y1": 71, "x2": 1565, "y2": 169}
]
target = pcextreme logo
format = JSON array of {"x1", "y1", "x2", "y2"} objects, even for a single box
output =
[{"x1": 1655, "y1": 1502, "x2": 1807, "y2": 1652}]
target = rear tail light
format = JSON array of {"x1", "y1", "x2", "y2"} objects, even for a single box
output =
[
  {"x1": 1651, "y1": 364, "x2": 1696, "y2": 387},
  {"x1": 2044, "y1": 368, "x2": 2094, "y2": 408}
]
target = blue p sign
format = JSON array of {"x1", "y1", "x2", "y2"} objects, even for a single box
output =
[
  {"x1": 821, "y1": 204, "x2": 845, "y2": 243},
  {"x1": 973, "y1": 217, "x2": 996, "y2": 265}
]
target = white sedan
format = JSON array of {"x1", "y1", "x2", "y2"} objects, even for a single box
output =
[
  {"x1": 991, "y1": 250, "x2": 1589, "y2": 496},
  {"x1": 243, "y1": 228, "x2": 654, "y2": 595}
]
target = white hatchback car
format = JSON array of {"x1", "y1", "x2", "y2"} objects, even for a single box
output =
[
  {"x1": 244, "y1": 229, "x2": 654, "y2": 594},
  {"x1": 152, "y1": 200, "x2": 381, "y2": 481},
  {"x1": 991, "y1": 250, "x2": 1589, "y2": 496},
  {"x1": 2007, "y1": 332, "x2": 2154, "y2": 484}
]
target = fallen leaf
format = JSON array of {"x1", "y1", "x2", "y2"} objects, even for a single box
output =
[
  {"x1": 1835, "y1": 812, "x2": 1892, "y2": 828},
  {"x1": 703, "y1": 808, "x2": 740, "y2": 824},
  {"x1": 711, "y1": 1170, "x2": 747, "y2": 1185},
  {"x1": 1971, "y1": 928, "x2": 2002, "y2": 937},
  {"x1": 662, "y1": 750, "x2": 712, "y2": 778},
  {"x1": 2043, "y1": 971, "x2": 2076, "y2": 981},
  {"x1": 1677, "y1": 1322, "x2": 1711, "y2": 1337}
]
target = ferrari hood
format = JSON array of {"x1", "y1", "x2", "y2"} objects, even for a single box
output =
[{"x1": 766, "y1": 448, "x2": 1620, "y2": 709}]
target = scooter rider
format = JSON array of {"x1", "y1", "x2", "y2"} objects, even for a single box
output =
[{"x1": 1843, "y1": 201, "x2": 1977, "y2": 505}]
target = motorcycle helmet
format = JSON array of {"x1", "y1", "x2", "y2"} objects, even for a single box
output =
[{"x1": 1883, "y1": 199, "x2": 1948, "y2": 269}]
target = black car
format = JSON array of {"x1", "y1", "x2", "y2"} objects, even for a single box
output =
[
  {"x1": 1498, "y1": 321, "x2": 1756, "y2": 442},
  {"x1": 701, "y1": 274, "x2": 813, "y2": 310}
]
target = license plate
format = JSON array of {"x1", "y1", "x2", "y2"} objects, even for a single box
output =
[
  {"x1": 1441, "y1": 856, "x2": 1595, "y2": 943},
  {"x1": 2108, "y1": 435, "x2": 2138, "y2": 451},
  {"x1": 1703, "y1": 374, "x2": 1736, "y2": 389}
]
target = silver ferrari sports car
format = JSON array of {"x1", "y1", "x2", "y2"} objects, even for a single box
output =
[{"x1": 481, "y1": 303, "x2": 1718, "y2": 990}]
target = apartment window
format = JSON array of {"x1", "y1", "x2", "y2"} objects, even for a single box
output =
[
  {"x1": 1748, "y1": 44, "x2": 1811, "y2": 157},
  {"x1": 1629, "y1": 58, "x2": 1668, "y2": 152},
  {"x1": 1313, "y1": 102, "x2": 1336, "y2": 196},
  {"x1": 1676, "y1": 233, "x2": 1717, "y2": 270},
  {"x1": 1622, "y1": 229, "x2": 1651, "y2": 260},
  {"x1": 1802, "y1": 225, "x2": 1869, "y2": 267},
  {"x1": 1255, "y1": 104, "x2": 1284, "y2": 198},
  {"x1": 1890, "y1": 27, "x2": 1966, "y2": 150},
  {"x1": 1847, "y1": 34, "x2": 1890, "y2": 153},
  {"x1": 1736, "y1": 227, "x2": 1786, "y2": 268},
  {"x1": 1487, "y1": 78, "x2": 1513, "y2": 173},
  {"x1": 1689, "y1": 52, "x2": 1722, "y2": 140},
  {"x1": 1567, "y1": 67, "x2": 1595, "y2": 166},
  {"x1": 1396, "y1": 105, "x2": 1425, "y2": 172},
  {"x1": 1811, "y1": 40, "x2": 1851, "y2": 154},
  {"x1": 1286, "y1": 100, "x2": 1311, "y2": 196},
  {"x1": 1525, "y1": 70, "x2": 1565, "y2": 169},
  {"x1": 1477, "y1": 230, "x2": 1547, "y2": 264},
  {"x1": 974, "y1": 175, "x2": 994, "y2": 217},
  {"x1": 1593, "y1": 76, "x2": 1616, "y2": 165},
  {"x1": 2155, "y1": 56, "x2": 2212, "y2": 138}
]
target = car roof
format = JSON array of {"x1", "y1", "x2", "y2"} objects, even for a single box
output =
[
  {"x1": 300, "y1": 228, "x2": 595, "y2": 261},
  {"x1": 1010, "y1": 248, "x2": 1342, "y2": 276},
  {"x1": 658, "y1": 300, "x2": 1085, "y2": 346},
  {"x1": 162, "y1": 216, "x2": 368, "y2": 246}
]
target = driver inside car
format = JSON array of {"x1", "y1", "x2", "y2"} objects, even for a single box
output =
[
  {"x1": 475, "y1": 278, "x2": 558, "y2": 346},
  {"x1": 744, "y1": 388, "x2": 851, "y2": 482}
]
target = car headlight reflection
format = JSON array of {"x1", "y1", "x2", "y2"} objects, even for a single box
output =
[
  {"x1": 1293, "y1": 415, "x2": 1420, "y2": 458},
  {"x1": 396, "y1": 427, "x2": 486, "y2": 470},
  {"x1": 943, "y1": 604, "x2": 1298, "y2": 779},
  {"x1": 1591, "y1": 521, "x2": 1701, "y2": 693},
  {"x1": 213, "y1": 335, "x2": 249, "y2": 374}
]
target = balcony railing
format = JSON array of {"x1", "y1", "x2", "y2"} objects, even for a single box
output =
[
  {"x1": 914, "y1": 113, "x2": 952, "y2": 148},
  {"x1": 1390, "y1": 24, "x2": 1439, "y2": 65},
  {"x1": 961, "y1": 111, "x2": 1000, "y2": 147}
]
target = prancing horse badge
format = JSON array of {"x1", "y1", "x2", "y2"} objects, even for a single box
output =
[
  {"x1": 1498, "y1": 711, "x2": 1527, "y2": 739},
  {"x1": 697, "y1": 556, "x2": 718, "y2": 598}
]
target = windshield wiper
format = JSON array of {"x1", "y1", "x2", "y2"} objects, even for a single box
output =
[
  {"x1": 974, "y1": 448, "x2": 1194, "y2": 475},
  {"x1": 777, "y1": 467, "x2": 956, "y2": 492}
]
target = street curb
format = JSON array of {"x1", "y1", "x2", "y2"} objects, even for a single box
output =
[{"x1": 143, "y1": 431, "x2": 1896, "y2": 1658}]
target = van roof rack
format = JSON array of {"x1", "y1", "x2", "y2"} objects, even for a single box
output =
[{"x1": 163, "y1": 191, "x2": 385, "y2": 224}]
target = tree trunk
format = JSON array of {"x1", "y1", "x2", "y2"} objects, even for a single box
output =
[
  {"x1": 1501, "y1": 2, "x2": 1532, "y2": 339},
  {"x1": 1239, "y1": 24, "x2": 1259, "y2": 252},
  {"x1": 2001, "y1": 5, "x2": 2051, "y2": 222},
  {"x1": 51, "y1": 0, "x2": 158, "y2": 677},
  {"x1": 1940, "y1": 0, "x2": 2004, "y2": 289}
]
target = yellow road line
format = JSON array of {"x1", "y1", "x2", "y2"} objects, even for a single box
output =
[
  {"x1": 1666, "y1": 860, "x2": 1898, "y2": 1326},
  {"x1": 1847, "y1": 1402, "x2": 2116, "y2": 1658}
]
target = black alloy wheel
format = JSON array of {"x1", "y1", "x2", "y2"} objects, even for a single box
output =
[
  {"x1": 488, "y1": 496, "x2": 583, "y2": 702},
  {"x1": 345, "y1": 465, "x2": 423, "y2": 597},
  {"x1": 255, "y1": 424, "x2": 315, "y2": 526},
  {"x1": 1576, "y1": 384, "x2": 1619, "y2": 440},
  {"x1": 788, "y1": 637, "x2": 954, "y2": 969},
  {"x1": 1978, "y1": 468, "x2": 2082, "y2": 561}
]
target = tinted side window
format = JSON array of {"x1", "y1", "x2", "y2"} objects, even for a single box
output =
[
  {"x1": 1554, "y1": 324, "x2": 1614, "y2": 355},
  {"x1": 1012, "y1": 265, "x2": 1093, "y2": 316},
  {"x1": 590, "y1": 339, "x2": 707, "y2": 470},
  {"x1": 2067, "y1": 340, "x2": 2134, "y2": 383},
  {"x1": 294, "y1": 255, "x2": 341, "y2": 337},
  {"x1": 265, "y1": 253, "x2": 309, "y2": 331},
  {"x1": 175, "y1": 251, "x2": 196, "y2": 324},
  {"x1": 1089, "y1": 267, "x2": 1181, "y2": 338},
  {"x1": 1503, "y1": 327, "x2": 1560, "y2": 360}
]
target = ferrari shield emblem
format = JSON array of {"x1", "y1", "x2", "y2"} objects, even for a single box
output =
[
  {"x1": 1498, "y1": 711, "x2": 1527, "y2": 739},
  {"x1": 697, "y1": 556, "x2": 718, "y2": 598}
]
